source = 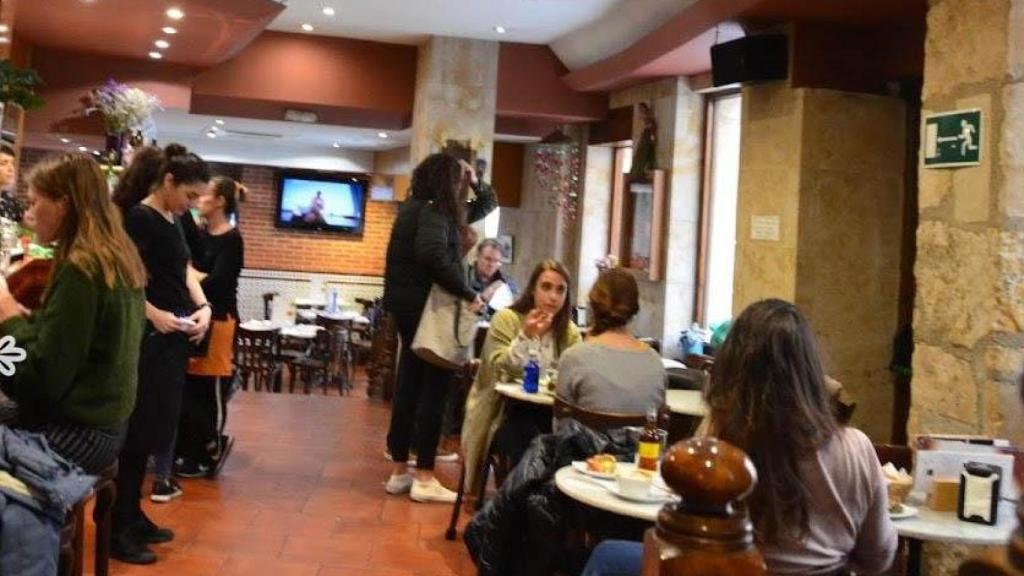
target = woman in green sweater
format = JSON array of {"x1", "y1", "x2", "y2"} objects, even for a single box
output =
[
  {"x1": 461, "y1": 260, "x2": 581, "y2": 494},
  {"x1": 0, "y1": 153, "x2": 146, "y2": 474}
]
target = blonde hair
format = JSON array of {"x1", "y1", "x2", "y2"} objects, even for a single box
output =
[{"x1": 28, "y1": 153, "x2": 146, "y2": 289}]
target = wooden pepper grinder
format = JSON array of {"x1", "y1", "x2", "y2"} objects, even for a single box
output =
[{"x1": 641, "y1": 437, "x2": 766, "y2": 576}]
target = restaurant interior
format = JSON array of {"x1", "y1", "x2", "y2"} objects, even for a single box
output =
[{"x1": 0, "y1": 0, "x2": 1021, "y2": 575}]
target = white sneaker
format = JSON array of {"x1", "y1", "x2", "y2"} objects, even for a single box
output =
[
  {"x1": 410, "y1": 477, "x2": 458, "y2": 504},
  {"x1": 383, "y1": 450, "x2": 418, "y2": 467},
  {"x1": 385, "y1": 473, "x2": 414, "y2": 495}
]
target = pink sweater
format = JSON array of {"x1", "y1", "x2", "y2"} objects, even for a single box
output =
[{"x1": 762, "y1": 427, "x2": 898, "y2": 575}]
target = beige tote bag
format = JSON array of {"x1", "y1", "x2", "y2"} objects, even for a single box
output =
[{"x1": 412, "y1": 284, "x2": 478, "y2": 370}]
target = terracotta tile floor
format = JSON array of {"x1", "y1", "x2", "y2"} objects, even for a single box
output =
[{"x1": 81, "y1": 379, "x2": 474, "y2": 576}]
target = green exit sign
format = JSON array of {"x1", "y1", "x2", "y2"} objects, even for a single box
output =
[{"x1": 924, "y1": 109, "x2": 982, "y2": 168}]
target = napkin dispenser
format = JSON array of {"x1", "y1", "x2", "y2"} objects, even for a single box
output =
[{"x1": 957, "y1": 462, "x2": 1001, "y2": 525}]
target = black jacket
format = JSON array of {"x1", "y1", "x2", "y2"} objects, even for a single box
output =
[
  {"x1": 383, "y1": 182, "x2": 497, "y2": 315},
  {"x1": 464, "y1": 421, "x2": 637, "y2": 576}
]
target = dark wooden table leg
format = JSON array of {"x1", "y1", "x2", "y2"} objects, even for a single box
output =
[{"x1": 906, "y1": 538, "x2": 921, "y2": 576}]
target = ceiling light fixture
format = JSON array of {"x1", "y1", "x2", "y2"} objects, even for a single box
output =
[
  {"x1": 0, "y1": 37, "x2": 10, "y2": 45},
  {"x1": 77, "y1": 146, "x2": 88, "y2": 152},
  {"x1": 332, "y1": 142, "x2": 340, "y2": 148},
  {"x1": 494, "y1": 26, "x2": 507, "y2": 34},
  {"x1": 301, "y1": 23, "x2": 314, "y2": 32},
  {"x1": 166, "y1": 7, "x2": 185, "y2": 20},
  {"x1": 377, "y1": 132, "x2": 389, "y2": 139},
  {"x1": 215, "y1": 119, "x2": 225, "y2": 125},
  {"x1": 148, "y1": 51, "x2": 163, "y2": 59},
  {"x1": 154, "y1": 39, "x2": 170, "y2": 49},
  {"x1": 162, "y1": 26, "x2": 178, "y2": 35},
  {"x1": 60, "y1": 138, "x2": 71, "y2": 144},
  {"x1": 322, "y1": 5, "x2": 335, "y2": 16},
  {"x1": 206, "y1": 131, "x2": 217, "y2": 139},
  {"x1": 0, "y1": 25, "x2": 8, "y2": 33}
]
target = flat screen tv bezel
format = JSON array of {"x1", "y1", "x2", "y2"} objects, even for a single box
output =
[{"x1": 274, "y1": 169, "x2": 370, "y2": 236}]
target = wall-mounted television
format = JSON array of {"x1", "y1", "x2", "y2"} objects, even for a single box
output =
[{"x1": 275, "y1": 170, "x2": 369, "y2": 235}]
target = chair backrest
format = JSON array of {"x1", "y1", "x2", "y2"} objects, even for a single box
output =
[
  {"x1": 236, "y1": 327, "x2": 278, "y2": 371},
  {"x1": 553, "y1": 396, "x2": 670, "y2": 432},
  {"x1": 261, "y1": 292, "x2": 278, "y2": 321},
  {"x1": 873, "y1": 443, "x2": 913, "y2": 472},
  {"x1": 684, "y1": 353, "x2": 715, "y2": 372},
  {"x1": 667, "y1": 367, "x2": 706, "y2": 391}
]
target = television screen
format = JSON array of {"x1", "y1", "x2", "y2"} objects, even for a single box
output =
[{"x1": 276, "y1": 171, "x2": 368, "y2": 234}]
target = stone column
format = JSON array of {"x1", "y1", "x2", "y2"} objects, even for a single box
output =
[
  {"x1": 609, "y1": 78, "x2": 704, "y2": 358},
  {"x1": 911, "y1": 0, "x2": 1024, "y2": 450},
  {"x1": 409, "y1": 36, "x2": 499, "y2": 172},
  {"x1": 733, "y1": 85, "x2": 907, "y2": 442}
]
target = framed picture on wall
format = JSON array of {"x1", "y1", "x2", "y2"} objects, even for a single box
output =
[{"x1": 497, "y1": 234, "x2": 514, "y2": 264}]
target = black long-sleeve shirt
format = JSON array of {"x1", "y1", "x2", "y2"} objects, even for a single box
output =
[
  {"x1": 383, "y1": 182, "x2": 497, "y2": 315},
  {"x1": 193, "y1": 228, "x2": 244, "y2": 320}
]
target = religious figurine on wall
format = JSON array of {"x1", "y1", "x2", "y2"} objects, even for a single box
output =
[{"x1": 630, "y1": 102, "x2": 657, "y2": 181}]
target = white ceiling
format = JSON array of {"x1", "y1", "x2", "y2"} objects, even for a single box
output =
[{"x1": 268, "y1": 0, "x2": 627, "y2": 49}]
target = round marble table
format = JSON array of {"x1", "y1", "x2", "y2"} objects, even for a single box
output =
[
  {"x1": 239, "y1": 320, "x2": 322, "y2": 339},
  {"x1": 554, "y1": 465, "x2": 675, "y2": 522},
  {"x1": 895, "y1": 500, "x2": 1016, "y2": 576},
  {"x1": 493, "y1": 384, "x2": 707, "y2": 417}
]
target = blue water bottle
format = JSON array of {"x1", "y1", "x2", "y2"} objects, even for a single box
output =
[{"x1": 523, "y1": 351, "x2": 540, "y2": 394}]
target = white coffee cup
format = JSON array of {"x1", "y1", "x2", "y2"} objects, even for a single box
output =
[{"x1": 616, "y1": 469, "x2": 653, "y2": 499}]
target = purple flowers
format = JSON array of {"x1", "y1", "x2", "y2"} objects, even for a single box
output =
[{"x1": 85, "y1": 79, "x2": 160, "y2": 133}]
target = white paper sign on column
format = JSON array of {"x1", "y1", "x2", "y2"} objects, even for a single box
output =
[{"x1": 750, "y1": 215, "x2": 781, "y2": 241}]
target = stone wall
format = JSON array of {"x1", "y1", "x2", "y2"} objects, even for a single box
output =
[
  {"x1": 577, "y1": 145, "x2": 614, "y2": 302},
  {"x1": 732, "y1": 85, "x2": 907, "y2": 441},
  {"x1": 609, "y1": 78, "x2": 704, "y2": 357},
  {"x1": 911, "y1": 0, "x2": 1024, "y2": 450}
]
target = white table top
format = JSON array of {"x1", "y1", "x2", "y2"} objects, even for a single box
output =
[
  {"x1": 294, "y1": 297, "x2": 328, "y2": 308},
  {"x1": 554, "y1": 465, "x2": 665, "y2": 522},
  {"x1": 661, "y1": 358, "x2": 687, "y2": 370},
  {"x1": 894, "y1": 500, "x2": 1017, "y2": 545},
  {"x1": 493, "y1": 384, "x2": 706, "y2": 416},
  {"x1": 239, "y1": 320, "x2": 323, "y2": 339}
]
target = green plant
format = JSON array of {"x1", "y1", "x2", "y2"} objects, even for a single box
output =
[{"x1": 0, "y1": 60, "x2": 44, "y2": 110}]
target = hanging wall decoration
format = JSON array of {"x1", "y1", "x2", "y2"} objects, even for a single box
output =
[{"x1": 533, "y1": 129, "x2": 582, "y2": 229}]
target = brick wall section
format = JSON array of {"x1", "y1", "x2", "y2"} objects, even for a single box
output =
[
  {"x1": 17, "y1": 148, "x2": 398, "y2": 276},
  {"x1": 237, "y1": 165, "x2": 396, "y2": 275}
]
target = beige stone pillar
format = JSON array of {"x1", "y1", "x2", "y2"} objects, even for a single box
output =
[
  {"x1": 733, "y1": 85, "x2": 907, "y2": 442},
  {"x1": 911, "y1": 0, "x2": 1024, "y2": 453},
  {"x1": 409, "y1": 36, "x2": 499, "y2": 173},
  {"x1": 609, "y1": 78, "x2": 704, "y2": 358}
]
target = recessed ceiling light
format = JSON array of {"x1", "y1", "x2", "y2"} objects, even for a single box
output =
[
  {"x1": 77, "y1": 146, "x2": 88, "y2": 152},
  {"x1": 301, "y1": 23, "x2": 314, "y2": 32},
  {"x1": 322, "y1": 6, "x2": 335, "y2": 16},
  {"x1": 332, "y1": 142, "x2": 340, "y2": 148},
  {"x1": 166, "y1": 7, "x2": 185, "y2": 20},
  {"x1": 154, "y1": 39, "x2": 170, "y2": 49},
  {"x1": 60, "y1": 138, "x2": 71, "y2": 144},
  {"x1": 148, "y1": 51, "x2": 163, "y2": 59},
  {"x1": 215, "y1": 119, "x2": 225, "y2": 125},
  {"x1": 206, "y1": 131, "x2": 217, "y2": 139},
  {"x1": 162, "y1": 26, "x2": 178, "y2": 35},
  {"x1": 377, "y1": 132, "x2": 389, "y2": 139},
  {"x1": 0, "y1": 25, "x2": 8, "y2": 34},
  {"x1": 494, "y1": 26, "x2": 507, "y2": 34},
  {"x1": 0, "y1": 37, "x2": 9, "y2": 45}
]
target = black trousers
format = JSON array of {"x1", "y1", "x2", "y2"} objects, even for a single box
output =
[
  {"x1": 385, "y1": 310, "x2": 453, "y2": 471},
  {"x1": 176, "y1": 374, "x2": 230, "y2": 465},
  {"x1": 113, "y1": 330, "x2": 189, "y2": 534}
]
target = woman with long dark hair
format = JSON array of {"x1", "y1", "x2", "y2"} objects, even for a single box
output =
[
  {"x1": 556, "y1": 267, "x2": 664, "y2": 414},
  {"x1": 581, "y1": 299, "x2": 896, "y2": 576},
  {"x1": 383, "y1": 152, "x2": 496, "y2": 503},
  {"x1": 461, "y1": 259, "x2": 581, "y2": 494},
  {"x1": 111, "y1": 144, "x2": 212, "y2": 564},
  {"x1": 0, "y1": 153, "x2": 146, "y2": 473}
]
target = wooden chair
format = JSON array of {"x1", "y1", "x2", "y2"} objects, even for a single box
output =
[
  {"x1": 316, "y1": 314, "x2": 354, "y2": 393},
  {"x1": 552, "y1": 396, "x2": 671, "y2": 432},
  {"x1": 290, "y1": 328, "x2": 336, "y2": 394},
  {"x1": 367, "y1": 311, "x2": 399, "y2": 401},
  {"x1": 683, "y1": 353, "x2": 715, "y2": 372},
  {"x1": 58, "y1": 461, "x2": 117, "y2": 576},
  {"x1": 642, "y1": 437, "x2": 766, "y2": 576},
  {"x1": 236, "y1": 327, "x2": 280, "y2": 392}
]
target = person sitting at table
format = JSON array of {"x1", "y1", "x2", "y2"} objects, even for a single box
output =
[
  {"x1": 555, "y1": 267, "x2": 664, "y2": 416},
  {"x1": 580, "y1": 299, "x2": 897, "y2": 576},
  {"x1": 462, "y1": 259, "x2": 581, "y2": 496},
  {"x1": 0, "y1": 153, "x2": 146, "y2": 475},
  {"x1": 467, "y1": 238, "x2": 518, "y2": 321}
]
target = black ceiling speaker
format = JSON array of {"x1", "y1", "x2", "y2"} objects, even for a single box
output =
[{"x1": 710, "y1": 34, "x2": 788, "y2": 87}]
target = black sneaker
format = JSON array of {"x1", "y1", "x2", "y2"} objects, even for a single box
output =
[
  {"x1": 174, "y1": 458, "x2": 210, "y2": 478},
  {"x1": 111, "y1": 531, "x2": 157, "y2": 565},
  {"x1": 149, "y1": 478, "x2": 183, "y2": 503},
  {"x1": 133, "y1": 512, "x2": 174, "y2": 544}
]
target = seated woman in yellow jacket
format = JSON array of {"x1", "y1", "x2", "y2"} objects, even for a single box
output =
[{"x1": 461, "y1": 259, "x2": 581, "y2": 494}]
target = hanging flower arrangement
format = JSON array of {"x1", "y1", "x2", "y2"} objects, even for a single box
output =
[
  {"x1": 533, "y1": 131, "x2": 582, "y2": 229},
  {"x1": 84, "y1": 79, "x2": 161, "y2": 134}
]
